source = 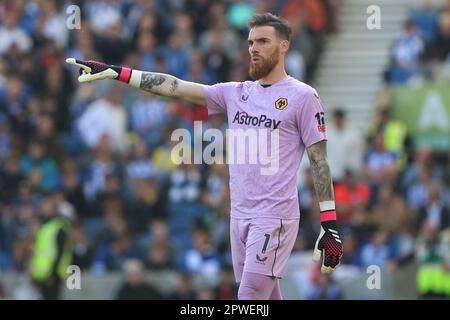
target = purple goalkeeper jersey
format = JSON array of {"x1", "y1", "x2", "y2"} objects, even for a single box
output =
[{"x1": 203, "y1": 76, "x2": 327, "y2": 219}]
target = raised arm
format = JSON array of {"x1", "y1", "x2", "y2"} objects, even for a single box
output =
[
  {"x1": 306, "y1": 140, "x2": 343, "y2": 273},
  {"x1": 65, "y1": 58, "x2": 206, "y2": 105}
]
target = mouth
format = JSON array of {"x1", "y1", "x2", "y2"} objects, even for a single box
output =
[{"x1": 251, "y1": 56, "x2": 261, "y2": 63}]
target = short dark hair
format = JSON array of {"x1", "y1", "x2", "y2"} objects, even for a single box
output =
[{"x1": 248, "y1": 13, "x2": 292, "y2": 41}]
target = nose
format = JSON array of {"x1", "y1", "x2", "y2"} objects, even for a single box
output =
[{"x1": 249, "y1": 43, "x2": 259, "y2": 55}]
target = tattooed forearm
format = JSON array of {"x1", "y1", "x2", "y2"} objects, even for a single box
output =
[
  {"x1": 170, "y1": 79, "x2": 179, "y2": 93},
  {"x1": 140, "y1": 72, "x2": 166, "y2": 92},
  {"x1": 306, "y1": 141, "x2": 334, "y2": 201},
  {"x1": 134, "y1": 70, "x2": 205, "y2": 104}
]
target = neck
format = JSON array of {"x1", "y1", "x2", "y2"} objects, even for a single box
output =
[{"x1": 259, "y1": 63, "x2": 288, "y2": 85}]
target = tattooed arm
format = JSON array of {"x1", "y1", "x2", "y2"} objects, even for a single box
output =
[
  {"x1": 65, "y1": 58, "x2": 206, "y2": 105},
  {"x1": 138, "y1": 72, "x2": 206, "y2": 105},
  {"x1": 306, "y1": 140, "x2": 334, "y2": 202},
  {"x1": 307, "y1": 140, "x2": 343, "y2": 274}
]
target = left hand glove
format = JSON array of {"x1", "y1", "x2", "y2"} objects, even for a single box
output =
[{"x1": 312, "y1": 219, "x2": 343, "y2": 274}]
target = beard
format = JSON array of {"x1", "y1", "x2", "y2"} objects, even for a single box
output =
[{"x1": 248, "y1": 47, "x2": 280, "y2": 80}]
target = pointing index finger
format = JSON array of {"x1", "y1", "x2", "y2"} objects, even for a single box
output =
[{"x1": 65, "y1": 58, "x2": 92, "y2": 73}]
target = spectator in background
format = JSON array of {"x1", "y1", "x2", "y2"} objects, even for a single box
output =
[
  {"x1": 93, "y1": 196, "x2": 134, "y2": 271},
  {"x1": 184, "y1": 50, "x2": 215, "y2": 85},
  {"x1": 128, "y1": 91, "x2": 169, "y2": 149},
  {"x1": 36, "y1": 0, "x2": 68, "y2": 50},
  {"x1": 34, "y1": 113, "x2": 64, "y2": 161},
  {"x1": 30, "y1": 197, "x2": 77, "y2": 300},
  {"x1": 434, "y1": 0, "x2": 450, "y2": 61},
  {"x1": 159, "y1": 32, "x2": 189, "y2": 79},
  {"x1": 136, "y1": 32, "x2": 158, "y2": 71},
  {"x1": 40, "y1": 58, "x2": 75, "y2": 134},
  {"x1": 82, "y1": 135, "x2": 122, "y2": 210},
  {"x1": 415, "y1": 221, "x2": 443, "y2": 298},
  {"x1": 115, "y1": 259, "x2": 163, "y2": 300},
  {"x1": 0, "y1": 155, "x2": 21, "y2": 204},
  {"x1": 401, "y1": 147, "x2": 433, "y2": 192},
  {"x1": 370, "y1": 183, "x2": 410, "y2": 235},
  {"x1": 125, "y1": 136, "x2": 158, "y2": 183},
  {"x1": 203, "y1": 29, "x2": 232, "y2": 82},
  {"x1": 439, "y1": 229, "x2": 450, "y2": 297},
  {"x1": 369, "y1": 108, "x2": 408, "y2": 169},
  {"x1": 364, "y1": 134, "x2": 400, "y2": 188},
  {"x1": 20, "y1": 140, "x2": 59, "y2": 193},
  {"x1": 167, "y1": 163, "x2": 206, "y2": 239},
  {"x1": 182, "y1": 226, "x2": 220, "y2": 282},
  {"x1": 77, "y1": 84, "x2": 129, "y2": 153},
  {"x1": 85, "y1": 0, "x2": 123, "y2": 36},
  {"x1": 370, "y1": 183, "x2": 415, "y2": 268},
  {"x1": 145, "y1": 242, "x2": 175, "y2": 270},
  {"x1": 172, "y1": 12, "x2": 195, "y2": 50},
  {"x1": 281, "y1": 0, "x2": 327, "y2": 79},
  {"x1": 0, "y1": 74, "x2": 30, "y2": 140},
  {"x1": 388, "y1": 20, "x2": 425, "y2": 84},
  {"x1": 0, "y1": 203, "x2": 16, "y2": 272},
  {"x1": 407, "y1": 166, "x2": 433, "y2": 212},
  {"x1": 60, "y1": 157, "x2": 88, "y2": 220},
  {"x1": 128, "y1": 179, "x2": 167, "y2": 235},
  {"x1": 444, "y1": 151, "x2": 450, "y2": 208},
  {"x1": 167, "y1": 272, "x2": 197, "y2": 300},
  {"x1": 327, "y1": 109, "x2": 363, "y2": 182},
  {"x1": 0, "y1": 11, "x2": 32, "y2": 56},
  {"x1": 340, "y1": 232, "x2": 360, "y2": 266},
  {"x1": 0, "y1": 113, "x2": 12, "y2": 163},
  {"x1": 201, "y1": 163, "x2": 228, "y2": 211},
  {"x1": 151, "y1": 125, "x2": 181, "y2": 176},
  {"x1": 416, "y1": 183, "x2": 450, "y2": 232},
  {"x1": 411, "y1": 0, "x2": 439, "y2": 44},
  {"x1": 359, "y1": 230, "x2": 396, "y2": 272},
  {"x1": 71, "y1": 223, "x2": 94, "y2": 270},
  {"x1": 334, "y1": 169, "x2": 371, "y2": 227}
]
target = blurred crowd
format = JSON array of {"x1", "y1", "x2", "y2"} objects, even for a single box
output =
[
  {"x1": 1, "y1": 0, "x2": 449, "y2": 300},
  {"x1": 0, "y1": 0, "x2": 341, "y2": 299},
  {"x1": 300, "y1": 104, "x2": 450, "y2": 299},
  {"x1": 296, "y1": 0, "x2": 450, "y2": 299},
  {"x1": 386, "y1": 0, "x2": 450, "y2": 85}
]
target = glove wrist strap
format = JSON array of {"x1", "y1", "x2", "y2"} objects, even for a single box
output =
[
  {"x1": 117, "y1": 67, "x2": 132, "y2": 83},
  {"x1": 320, "y1": 210, "x2": 336, "y2": 222}
]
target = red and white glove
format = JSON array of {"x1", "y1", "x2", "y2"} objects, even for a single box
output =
[
  {"x1": 66, "y1": 58, "x2": 133, "y2": 83},
  {"x1": 312, "y1": 210, "x2": 343, "y2": 273}
]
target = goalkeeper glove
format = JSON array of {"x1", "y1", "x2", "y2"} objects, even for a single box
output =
[
  {"x1": 65, "y1": 58, "x2": 133, "y2": 84},
  {"x1": 312, "y1": 210, "x2": 343, "y2": 274}
]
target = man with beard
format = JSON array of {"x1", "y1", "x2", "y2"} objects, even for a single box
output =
[{"x1": 66, "y1": 13, "x2": 342, "y2": 300}]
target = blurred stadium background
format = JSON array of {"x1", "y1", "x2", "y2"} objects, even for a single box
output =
[{"x1": 1, "y1": 0, "x2": 450, "y2": 300}]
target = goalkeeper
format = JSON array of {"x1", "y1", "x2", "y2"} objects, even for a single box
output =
[{"x1": 67, "y1": 13, "x2": 342, "y2": 300}]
